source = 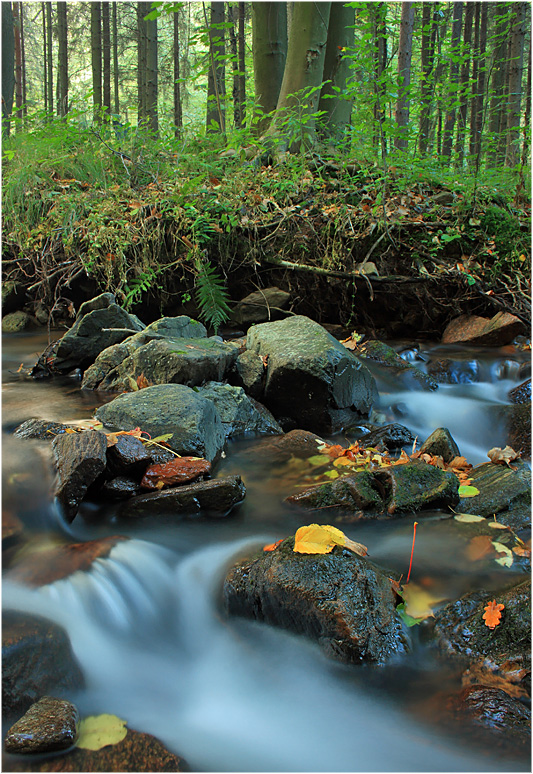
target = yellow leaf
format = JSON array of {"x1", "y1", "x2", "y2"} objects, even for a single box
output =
[
  {"x1": 492, "y1": 541, "x2": 514, "y2": 567},
  {"x1": 76, "y1": 714, "x2": 127, "y2": 751},
  {"x1": 487, "y1": 521, "x2": 509, "y2": 530},
  {"x1": 333, "y1": 456, "x2": 354, "y2": 468},
  {"x1": 402, "y1": 583, "x2": 445, "y2": 620},
  {"x1": 293, "y1": 524, "x2": 367, "y2": 557},
  {"x1": 454, "y1": 513, "x2": 486, "y2": 523}
]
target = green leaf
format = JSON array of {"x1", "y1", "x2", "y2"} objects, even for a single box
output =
[
  {"x1": 307, "y1": 454, "x2": 331, "y2": 467},
  {"x1": 458, "y1": 485, "x2": 480, "y2": 498},
  {"x1": 396, "y1": 603, "x2": 423, "y2": 627},
  {"x1": 145, "y1": 433, "x2": 173, "y2": 445}
]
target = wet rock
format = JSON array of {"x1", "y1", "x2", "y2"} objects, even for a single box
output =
[
  {"x1": 95, "y1": 384, "x2": 225, "y2": 463},
  {"x1": 358, "y1": 423, "x2": 416, "y2": 451},
  {"x1": 426, "y1": 357, "x2": 480, "y2": 384},
  {"x1": 356, "y1": 340, "x2": 438, "y2": 390},
  {"x1": 106, "y1": 434, "x2": 152, "y2": 477},
  {"x1": 2, "y1": 280, "x2": 26, "y2": 314},
  {"x1": 508, "y1": 378, "x2": 531, "y2": 404},
  {"x1": 418, "y1": 427, "x2": 461, "y2": 462},
  {"x1": 502, "y1": 403, "x2": 531, "y2": 460},
  {"x1": 119, "y1": 475, "x2": 245, "y2": 519},
  {"x1": 5, "y1": 536, "x2": 127, "y2": 587},
  {"x1": 2, "y1": 612, "x2": 84, "y2": 718},
  {"x1": 444, "y1": 685, "x2": 530, "y2": 752},
  {"x1": 2, "y1": 311, "x2": 38, "y2": 333},
  {"x1": 232, "y1": 349, "x2": 265, "y2": 399},
  {"x1": 52, "y1": 431, "x2": 108, "y2": 522},
  {"x1": 198, "y1": 381, "x2": 282, "y2": 439},
  {"x1": 4, "y1": 696, "x2": 79, "y2": 754},
  {"x1": 2, "y1": 509, "x2": 24, "y2": 546},
  {"x1": 14, "y1": 419, "x2": 78, "y2": 440},
  {"x1": 223, "y1": 538, "x2": 409, "y2": 664},
  {"x1": 3, "y1": 727, "x2": 187, "y2": 772},
  {"x1": 252, "y1": 429, "x2": 326, "y2": 463},
  {"x1": 442, "y1": 312, "x2": 525, "y2": 347},
  {"x1": 140, "y1": 457, "x2": 211, "y2": 490},
  {"x1": 286, "y1": 460, "x2": 459, "y2": 518},
  {"x1": 231, "y1": 286, "x2": 291, "y2": 325},
  {"x1": 101, "y1": 476, "x2": 140, "y2": 500},
  {"x1": 246, "y1": 315, "x2": 377, "y2": 433},
  {"x1": 457, "y1": 460, "x2": 531, "y2": 530},
  {"x1": 75, "y1": 292, "x2": 116, "y2": 318}
]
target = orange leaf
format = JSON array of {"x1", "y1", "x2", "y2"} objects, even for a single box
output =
[
  {"x1": 466, "y1": 534, "x2": 495, "y2": 561},
  {"x1": 136, "y1": 373, "x2": 151, "y2": 390},
  {"x1": 483, "y1": 600, "x2": 505, "y2": 630},
  {"x1": 263, "y1": 538, "x2": 283, "y2": 552}
]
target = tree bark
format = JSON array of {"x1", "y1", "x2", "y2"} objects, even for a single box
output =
[
  {"x1": 394, "y1": 1, "x2": 415, "y2": 152},
  {"x1": 487, "y1": 3, "x2": 511, "y2": 166},
  {"x1": 454, "y1": 1, "x2": 473, "y2": 168},
  {"x1": 206, "y1": 1, "x2": 226, "y2": 132},
  {"x1": 46, "y1": 2, "x2": 53, "y2": 115},
  {"x1": 317, "y1": 2, "x2": 354, "y2": 140},
  {"x1": 42, "y1": 2, "x2": 47, "y2": 114},
  {"x1": 13, "y1": 2, "x2": 23, "y2": 126},
  {"x1": 418, "y1": 2, "x2": 436, "y2": 154},
  {"x1": 441, "y1": 1, "x2": 463, "y2": 158},
  {"x1": 145, "y1": 11, "x2": 158, "y2": 134},
  {"x1": 470, "y1": 2, "x2": 487, "y2": 167},
  {"x1": 238, "y1": 2, "x2": 246, "y2": 126},
  {"x1": 268, "y1": 1, "x2": 332, "y2": 151},
  {"x1": 371, "y1": 2, "x2": 388, "y2": 157},
  {"x1": 505, "y1": 1, "x2": 527, "y2": 167},
  {"x1": 102, "y1": 2, "x2": 111, "y2": 117},
  {"x1": 57, "y1": 1, "x2": 68, "y2": 117},
  {"x1": 228, "y1": 5, "x2": 241, "y2": 128},
  {"x1": 91, "y1": 2, "x2": 102, "y2": 121},
  {"x1": 173, "y1": 8, "x2": 182, "y2": 136},
  {"x1": 2, "y1": 1, "x2": 15, "y2": 136},
  {"x1": 137, "y1": 2, "x2": 148, "y2": 124},
  {"x1": 252, "y1": 2, "x2": 287, "y2": 134},
  {"x1": 112, "y1": 2, "x2": 120, "y2": 115}
]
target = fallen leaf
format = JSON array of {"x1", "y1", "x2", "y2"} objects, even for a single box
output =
[
  {"x1": 458, "y1": 484, "x2": 480, "y2": 498},
  {"x1": 487, "y1": 446, "x2": 520, "y2": 466},
  {"x1": 136, "y1": 373, "x2": 152, "y2": 389},
  {"x1": 400, "y1": 583, "x2": 445, "y2": 621},
  {"x1": 76, "y1": 714, "x2": 127, "y2": 751},
  {"x1": 512, "y1": 543, "x2": 531, "y2": 558},
  {"x1": 293, "y1": 524, "x2": 367, "y2": 557},
  {"x1": 483, "y1": 600, "x2": 504, "y2": 630},
  {"x1": 492, "y1": 541, "x2": 514, "y2": 567},
  {"x1": 487, "y1": 521, "x2": 509, "y2": 530},
  {"x1": 263, "y1": 538, "x2": 283, "y2": 552},
  {"x1": 454, "y1": 513, "x2": 486, "y2": 523},
  {"x1": 466, "y1": 534, "x2": 495, "y2": 561},
  {"x1": 140, "y1": 457, "x2": 211, "y2": 490},
  {"x1": 143, "y1": 433, "x2": 174, "y2": 446}
]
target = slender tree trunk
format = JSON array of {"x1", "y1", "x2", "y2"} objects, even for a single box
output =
[
  {"x1": 317, "y1": 2, "x2": 355, "y2": 140},
  {"x1": 57, "y1": 2, "x2": 68, "y2": 117},
  {"x1": 505, "y1": 1, "x2": 527, "y2": 167},
  {"x1": 467, "y1": 3, "x2": 480, "y2": 161},
  {"x1": 2, "y1": 1, "x2": 15, "y2": 136},
  {"x1": 441, "y1": 1, "x2": 463, "y2": 158},
  {"x1": 137, "y1": 2, "x2": 148, "y2": 124},
  {"x1": 46, "y1": 2, "x2": 53, "y2": 115},
  {"x1": 471, "y1": 2, "x2": 487, "y2": 167},
  {"x1": 112, "y1": 2, "x2": 119, "y2": 115},
  {"x1": 102, "y1": 2, "x2": 111, "y2": 117},
  {"x1": 487, "y1": 3, "x2": 511, "y2": 166},
  {"x1": 371, "y1": 2, "x2": 388, "y2": 156},
  {"x1": 145, "y1": 12, "x2": 158, "y2": 134},
  {"x1": 238, "y1": 2, "x2": 246, "y2": 126},
  {"x1": 20, "y1": 1, "x2": 26, "y2": 117},
  {"x1": 252, "y1": 2, "x2": 287, "y2": 134},
  {"x1": 91, "y1": 2, "x2": 102, "y2": 121},
  {"x1": 520, "y1": 31, "x2": 531, "y2": 169},
  {"x1": 42, "y1": 2, "x2": 47, "y2": 114},
  {"x1": 13, "y1": 2, "x2": 22, "y2": 127},
  {"x1": 427, "y1": 3, "x2": 446, "y2": 154},
  {"x1": 206, "y1": 1, "x2": 226, "y2": 132},
  {"x1": 228, "y1": 5, "x2": 240, "y2": 128},
  {"x1": 419, "y1": 2, "x2": 438, "y2": 155},
  {"x1": 394, "y1": 1, "x2": 415, "y2": 152},
  {"x1": 173, "y1": 8, "x2": 182, "y2": 136},
  {"x1": 454, "y1": 2, "x2": 473, "y2": 168}
]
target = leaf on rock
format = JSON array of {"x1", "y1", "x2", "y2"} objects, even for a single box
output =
[
  {"x1": 483, "y1": 600, "x2": 505, "y2": 630},
  {"x1": 454, "y1": 513, "x2": 486, "y2": 523},
  {"x1": 458, "y1": 484, "x2": 480, "y2": 498},
  {"x1": 487, "y1": 446, "x2": 520, "y2": 466},
  {"x1": 144, "y1": 433, "x2": 174, "y2": 446},
  {"x1": 263, "y1": 538, "x2": 283, "y2": 552},
  {"x1": 492, "y1": 541, "x2": 514, "y2": 567},
  {"x1": 140, "y1": 457, "x2": 211, "y2": 490},
  {"x1": 136, "y1": 372, "x2": 152, "y2": 390},
  {"x1": 76, "y1": 714, "x2": 127, "y2": 751},
  {"x1": 293, "y1": 524, "x2": 367, "y2": 557}
]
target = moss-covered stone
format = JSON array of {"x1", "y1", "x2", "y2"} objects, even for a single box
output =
[{"x1": 356, "y1": 339, "x2": 438, "y2": 390}]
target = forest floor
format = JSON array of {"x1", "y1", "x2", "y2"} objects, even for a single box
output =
[{"x1": 2, "y1": 128, "x2": 531, "y2": 340}]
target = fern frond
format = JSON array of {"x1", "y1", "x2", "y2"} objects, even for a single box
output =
[{"x1": 194, "y1": 259, "x2": 231, "y2": 334}]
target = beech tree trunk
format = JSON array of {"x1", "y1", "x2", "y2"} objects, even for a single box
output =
[
  {"x1": 418, "y1": 2, "x2": 438, "y2": 155},
  {"x1": 238, "y1": 3, "x2": 246, "y2": 126},
  {"x1": 102, "y1": 2, "x2": 111, "y2": 117},
  {"x1": 441, "y1": 1, "x2": 463, "y2": 158},
  {"x1": 145, "y1": 12, "x2": 158, "y2": 134},
  {"x1": 91, "y1": 2, "x2": 102, "y2": 120},
  {"x1": 470, "y1": 2, "x2": 487, "y2": 167},
  {"x1": 317, "y1": 2, "x2": 354, "y2": 140},
  {"x1": 112, "y1": 2, "x2": 119, "y2": 115},
  {"x1": 2, "y1": 1, "x2": 15, "y2": 136},
  {"x1": 206, "y1": 2, "x2": 226, "y2": 132},
  {"x1": 13, "y1": 2, "x2": 22, "y2": 126},
  {"x1": 46, "y1": 2, "x2": 53, "y2": 115},
  {"x1": 487, "y1": 3, "x2": 510, "y2": 166},
  {"x1": 42, "y1": 2, "x2": 47, "y2": 114},
  {"x1": 137, "y1": 2, "x2": 148, "y2": 123},
  {"x1": 371, "y1": 2, "x2": 388, "y2": 156},
  {"x1": 505, "y1": 1, "x2": 527, "y2": 167},
  {"x1": 173, "y1": 8, "x2": 182, "y2": 136},
  {"x1": 57, "y1": 2, "x2": 68, "y2": 117},
  {"x1": 252, "y1": 2, "x2": 287, "y2": 134},
  {"x1": 394, "y1": 1, "x2": 415, "y2": 152},
  {"x1": 454, "y1": 2, "x2": 473, "y2": 168}
]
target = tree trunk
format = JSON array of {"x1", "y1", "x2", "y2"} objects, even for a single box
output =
[
  {"x1": 2, "y1": 1, "x2": 15, "y2": 136},
  {"x1": 418, "y1": 2, "x2": 436, "y2": 154},
  {"x1": 252, "y1": 2, "x2": 287, "y2": 134},
  {"x1": 394, "y1": 1, "x2": 415, "y2": 152},
  {"x1": 238, "y1": 2, "x2": 246, "y2": 126},
  {"x1": 487, "y1": 3, "x2": 511, "y2": 166},
  {"x1": 173, "y1": 8, "x2": 182, "y2": 136},
  {"x1": 229, "y1": 5, "x2": 240, "y2": 128},
  {"x1": 371, "y1": 2, "x2": 388, "y2": 156},
  {"x1": 317, "y1": 2, "x2": 354, "y2": 140},
  {"x1": 91, "y1": 2, "x2": 102, "y2": 121},
  {"x1": 471, "y1": 2, "x2": 487, "y2": 167},
  {"x1": 42, "y1": 2, "x2": 47, "y2": 114},
  {"x1": 46, "y1": 2, "x2": 53, "y2": 115},
  {"x1": 441, "y1": 1, "x2": 463, "y2": 158},
  {"x1": 206, "y1": 1, "x2": 226, "y2": 133},
  {"x1": 145, "y1": 12, "x2": 158, "y2": 134},
  {"x1": 505, "y1": 2, "x2": 527, "y2": 167},
  {"x1": 20, "y1": 1, "x2": 26, "y2": 117},
  {"x1": 102, "y1": 2, "x2": 111, "y2": 117},
  {"x1": 454, "y1": 2, "x2": 473, "y2": 169},
  {"x1": 12, "y1": 2, "x2": 22, "y2": 126},
  {"x1": 57, "y1": 1, "x2": 68, "y2": 117},
  {"x1": 520, "y1": 30, "x2": 531, "y2": 169},
  {"x1": 112, "y1": 2, "x2": 119, "y2": 115},
  {"x1": 268, "y1": 1, "x2": 332, "y2": 151},
  {"x1": 137, "y1": 2, "x2": 148, "y2": 124}
]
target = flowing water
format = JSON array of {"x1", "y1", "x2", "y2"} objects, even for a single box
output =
[{"x1": 2, "y1": 332, "x2": 531, "y2": 772}]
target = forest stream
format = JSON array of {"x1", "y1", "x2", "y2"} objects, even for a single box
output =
[{"x1": 2, "y1": 330, "x2": 531, "y2": 773}]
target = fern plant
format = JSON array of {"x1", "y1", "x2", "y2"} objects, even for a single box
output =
[{"x1": 194, "y1": 257, "x2": 231, "y2": 334}]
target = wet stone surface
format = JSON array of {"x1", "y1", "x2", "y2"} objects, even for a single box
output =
[{"x1": 4, "y1": 696, "x2": 80, "y2": 754}]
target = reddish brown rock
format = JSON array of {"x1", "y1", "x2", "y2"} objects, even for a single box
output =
[
  {"x1": 3, "y1": 727, "x2": 186, "y2": 772},
  {"x1": 442, "y1": 312, "x2": 525, "y2": 347},
  {"x1": 5, "y1": 536, "x2": 127, "y2": 587},
  {"x1": 5, "y1": 696, "x2": 79, "y2": 754},
  {"x1": 140, "y1": 457, "x2": 211, "y2": 490}
]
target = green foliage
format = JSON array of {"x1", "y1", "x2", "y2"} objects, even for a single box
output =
[{"x1": 193, "y1": 256, "x2": 231, "y2": 334}]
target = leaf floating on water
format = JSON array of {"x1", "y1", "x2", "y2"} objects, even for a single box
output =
[
  {"x1": 483, "y1": 600, "x2": 505, "y2": 630},
  {"x1": 454, "y1": 513, "x2": 486, "y2": 523},
  {"x1": 492, "y1": 541, "x2": 514, "y2": 567},
  {"x1": 487, "y1": 446, "x2": 520, "y2": 466},
  {"x1": 76, "y1": 714, "x2": 127, "y2": 751},
  {"x1": 458, "y1": 484, "x2": 480, "y2": 498},
  {"x1": 401, "y1": 582, "x2": 444, "y2": 620},
  {"x1": 466, "y1": 534, "x2": 495, "y2": 561},
  {"x1": 293, "y1": 524, "x2": 367, "y2": 557},
  {"x1": 263, "y1": 538, "x2": 283, "y2": 552}
]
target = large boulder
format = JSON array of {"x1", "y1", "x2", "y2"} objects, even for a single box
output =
[
  {"x1": 245, "y1": 316, "x2": 377, "y2": 433},
  {"x1": 198, "y1": 381, "x2": 282, "y2": 439},
  {"x1": 442, "y1": 312, "x2": 525, "y2": 347},
  {"x1": 456, "y1": 459, "x2": 531, "y2": 530},
  {"x1": 355, "y1": 339, "x2": 438, "y2": 390},
  {"x1": 95, "y1": 384, "x2": 226, "y2": 462},
  {"x1": 224, "y1": 538, "x2": 409, "y2": 664},
  {"x1": 231, "y1": 286, "x2": 291, "y2": 325}
]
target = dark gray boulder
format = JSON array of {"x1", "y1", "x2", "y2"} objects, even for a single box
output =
[
  {"x1": 198, "y1": 381, "x2": 282, "y2": 439},
  {"x1": 356, "y1": 339, "x2": 438, "y2": 390},
  {"x1": 231, "y1": 286, "x2": 291, "y2": 325},
  {"x1": 95, "y1": 384, "x2": 225, "y2": 462},
  {"x1": 232, "y1": 349, "x2": 265, "y2": 399},
  {"x1": 246, "y1": 315, "x2": 377, "y2": 433},
  {"x1": 4, "y1": 696, "x2": 80, "y2": 754},
  {"x1": 418, "y1": 427, "x2": 461, "y2": 462},
  {"x1": 358, "y1": 423, "x2": 416, "y2": 451},
  {"x1": 457, "y1": 460, "x2": 531, "y2": 530},
  {"x1": 224, "y1": 538, "x2": 409, "y2": 664},
  {"x1": 14, "y1": 419, "x2": 77, "y2": 440},
  {"x1": 52, "y1": 431, "x2": 108, "y2": 522}
]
